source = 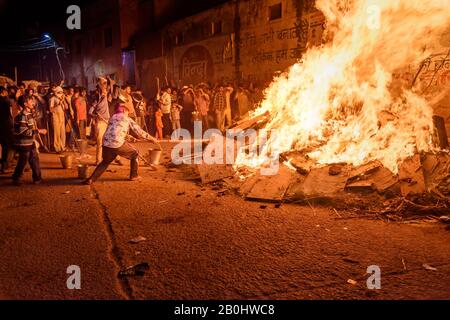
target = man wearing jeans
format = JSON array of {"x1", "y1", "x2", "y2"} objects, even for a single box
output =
[
  {"x1": 12, "y1": 95, "x2": 47, "y2": 185},
  {"x1": 212, "y1": 86, "x2": 227, "y2": 132},
  {"x1": 223, "y1": 84, "x2": 234, "y2": 130},
  {"x1": 89, "y1": 80, "x2": 112, "y2": 165},
  {"x1": 158, "y1": 87, "x2": 172, "y2": 138},
  {"x1": 83, "y1": 104, "x2": 158, "y2": 185}
]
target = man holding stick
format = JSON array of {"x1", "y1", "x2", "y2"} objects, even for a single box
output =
[
  {"x1": 49, "y1": 86, "x2": 67, "y2": 153},
  {"x1": 83, "y1": 93, "x2": 160, "y2": 185},
  {"x1": 89, "y1": 77, "x2": 113, "y2": 164},
  {"x1": 158, "y1": 87, "x2": 172, "y2": 139}
]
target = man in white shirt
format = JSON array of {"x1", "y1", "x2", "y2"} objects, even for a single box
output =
[
  {"x1": 158, "y1": 87, "x2": 172, "y2": 138},
  {"x1": 223, "y1": 84, "x2": 234, "y2": 130},
  {"x1": 49, "y1": 87, "x2": 67, "y2": 153},
  {"x1": 83, "y1": 104, "x2": 158, "y2": 185}
]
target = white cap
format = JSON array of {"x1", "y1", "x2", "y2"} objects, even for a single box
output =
[{"x1": 53, "y1": 86, "x2": 63, "y2": 94}]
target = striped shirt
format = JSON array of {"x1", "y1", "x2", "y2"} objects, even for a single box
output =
[
  {"x1": 13, "y1": 110, "x2": 37, "y2": 147},
  {"x1": 213, "y1": 92, "x2": 226, "y2": 112}
]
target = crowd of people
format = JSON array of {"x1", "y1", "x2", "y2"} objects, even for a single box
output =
[
  {"x1": 0, "y1": 76, "x2": 264, "y2": 183},
  {"x1": 152, "y1": 81, "x2": 264, "y2": 139}
]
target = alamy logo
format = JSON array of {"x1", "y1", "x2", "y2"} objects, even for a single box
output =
[
  {"x1": 366, "y1": 265, "x2": 381, "y2": 290},
  {"x1": 66, "y1": 265, "x2": 81, "y2": 290},
  {"x1": 366, "y1": 5, "x2": 381, "y2": 30},
  {"x1": 66, "y1": 5, "x2": 81, "y2": 30},
  {"x1": 171, "y1": 121, "x2": 281, "y2": 176}
]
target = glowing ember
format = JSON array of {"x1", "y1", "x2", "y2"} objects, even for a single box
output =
[{"x1": 236, "y1": 0, "x2": 450, "y2": 174}]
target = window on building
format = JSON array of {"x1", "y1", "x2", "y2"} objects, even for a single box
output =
[
  {"x1": 175, "y1": 32, "x2": 184, "y2": 46},
  {"x1": 104, "y1": 27, "x2": 113, "y2": 48},
  {"x1": 212, "y1": 21, "x2": 222, "y2": 35},
  {"x1": 191, "y1": 23, "x2": 202, "y2": 40},
  {"x1": 269, "y1": 3, "x2": 282, "y2": 21}
]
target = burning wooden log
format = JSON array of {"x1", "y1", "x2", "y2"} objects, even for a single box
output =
[
  {"x1": 433, "y1": 116, "x2": 449, "y2": 150},
  {"x1": 422, "y1": 153, "x2": 450, "y2": 197},
  {"x1": 230, "y1": 112, "x2": 269, "y2": 131},
  {"x1": 368, "y1": 167, "x2": 399, "y2": 193},
  {"x1": 399, "y1": 155, "x2": 427, "y2": 197},
  {"x1": 280, "y1": 152, "x2": 315, "y2": 175},
  {"x1": 245, "y1": 164, "x2": 297, "y2": 202},
  {"x1": 287, "y1": 165, "x2": 349, "y2": 199},
  {"x1": 347, "y1": 161, "x2": 383, "y2": 182}
]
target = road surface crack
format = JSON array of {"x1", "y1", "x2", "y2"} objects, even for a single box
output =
[{"x1": 90, "y1": 185, "x2": 134, "y2": 300}]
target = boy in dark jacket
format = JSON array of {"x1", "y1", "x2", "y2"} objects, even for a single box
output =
[
  {"x1": 12, "y1": 95, "x2": 47, "y2": 185},
  {"x1": 0, "y1": 86, "x2": 14, "y2": 173}
]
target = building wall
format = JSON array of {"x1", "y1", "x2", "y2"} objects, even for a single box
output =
[
  {"x1": 136, "y1": 0, "x2": 324, "y2": 97},
  {"x1": 120, "y1": 0, "x2": 141, "y2": 49},
  {"x1": 168, "y1": 1, "x2": 236, "y2": 86},
  {"x1": 391, "y1": 27, "x2": 450, "y2": 139},
  {"x1": 67, "y1": 0, "x2": 127, "y2": 90},
  {"x1": 419, "y1": 28, "x2": 450, "y2": 139},
  {"x1": 238, "y1": 0, "x2": 323, "y2": 84}
]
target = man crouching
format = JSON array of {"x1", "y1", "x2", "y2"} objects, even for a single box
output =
[{"x1": 83, "y1": 98, "x2": 159, "y2": 185}]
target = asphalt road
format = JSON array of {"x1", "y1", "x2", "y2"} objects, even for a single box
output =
[{"x1": 0, "y1": 142, "x2": 449, "y2": 300}]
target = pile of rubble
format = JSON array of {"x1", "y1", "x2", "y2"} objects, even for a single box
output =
[{"x1": 189, "y1": 115, "x2": 450, "y2": 220}]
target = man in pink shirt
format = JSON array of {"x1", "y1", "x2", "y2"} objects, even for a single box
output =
[{"x1": 73, "y1": 88, "x2": 88, "y2": 139}]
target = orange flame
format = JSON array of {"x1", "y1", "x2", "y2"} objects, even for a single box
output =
[{"x1": 237, "y1": 0, "x2": 450, "y2": 174}]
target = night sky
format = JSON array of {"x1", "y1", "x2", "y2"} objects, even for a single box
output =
[
  {"x1": 0, "y1": 0, "x2": 229, "y2": 79},
  {"x1": 0, "y1": 0, "x2": 229, "y2": 42},
  {"x1": 0, "y1": 0, "x2": 87, "y2": 41}
]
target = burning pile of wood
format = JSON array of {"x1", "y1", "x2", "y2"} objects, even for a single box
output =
[{"x1": 193, "y1": 114, "x2": 450, "y2": 218}]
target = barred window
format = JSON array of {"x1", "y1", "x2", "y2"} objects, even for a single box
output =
[{"x1": 269, "y1": 3, "x2": 282, "y2": 21}]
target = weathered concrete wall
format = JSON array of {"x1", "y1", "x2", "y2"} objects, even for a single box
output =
[
  {"x1": 393, "y1": 27, "x2": 450, "y2": 139},
  {"x1": 137, "y1": 0, "x2": 324, "y2": 96},
  {"x1": 137, "y1": 1, "x2": 236, "y2": 96},
  {"x1": 419, "y1": 28, "x2": 450, "y2": 136},
  {"x1": 238, "y1": 1, "x2": 324, "y2": 84},
  {"x1": 67, "y1": 0, "x2": 133, "y2": 90},
  {"x1": 165, "y1": 0, "x2": 236, "y2": 85},
  {"x1": 138, "y1": 56, "x2": 165, "y2": 95},
  {"x1": 172, "y1": 35, "x2": 235, "y2": 85},
  {"x1": 120, "y1": 0, "x2": 141, "y2": 49}
]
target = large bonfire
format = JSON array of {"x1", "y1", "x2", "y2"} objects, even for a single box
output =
[{"x1": 235, "y1": 0, "x2": 450, "y2": 174}]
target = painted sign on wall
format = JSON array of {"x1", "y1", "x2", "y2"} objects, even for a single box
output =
[{"x1": 178, "y1": 45, "x2": 215, "y2": 84}]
